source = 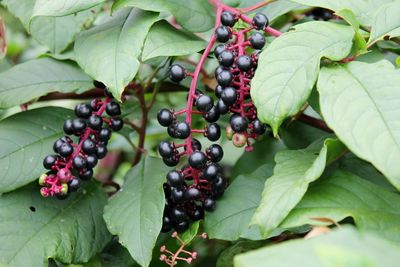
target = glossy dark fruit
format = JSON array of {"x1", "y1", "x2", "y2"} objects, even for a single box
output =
[
  {"x1": 90, "y1": 99, "x2": 101, "y2": 111},
  {"x1": 68, "y1": 178, "x2": 81, "y2": 192},
  {"x1": 164, "y1": 183, "x2": 172, "y2": 198},
  {"x1": 158, "y1": 141, "x2": 174, "y2": 158},
  {"x1": 196, "y1": 94, "x2": 214, "y2": 112},
  {"x1": 206, "y1": 144, "x2": 224, "y2": 162},
  {"x1": 253, "y1": 119, "x2": 267, "y2": 134},
  {"x1": 175, "y1": 220, "x2": 189, "y2": 232},
  {"x1": 82, "y1": 139, "x2": 96, "y2": 155},
  {"x1": 99, "y1": 128, "x2": 112, "y2": 141},
  {"x1": 96, "y1": 145, "x2": 108, "y2": 159},
  {"x1": 106, "y1": 101, "x2": 121, "y2": 116},
  {"x1": 110, "y1": 117, "x2": 123, "y2": 131},
  {"x1": 215, "y1": 25, "x2": 231, "y2": 42},
  {"x1": 185, "y1": 187, "x2": 201, "y2": 200},
  {"x1": 43, "y1": 155, "x2": 57, "y2": 169},
  {"x1": 215, "y1": 85, "x2": 224, "y2": 98},
  {"x1": 93, "y1": 80, "x2": 106, "y2": 89},
  {"x1": 215, "y1": 65, "x2": 227, "y2": 78},
  {"x1": 63, "y1": 119, "x2": 74, "y2": 135},
  {"x1": 72, "y1": 155, "x2": 86, "y2": 170},
  {"x1": 53, "y1": 138, "x2": 65, "y2": 153},
  {"x1": 161, "y1": 216, "x2": 172, "y2": 233},
  {"x1": 213, "y1": 175, "x2": 227, "y2": 191},
  {"x1": 75, "y1": 103, "x2": 92, "y2": 119},
  {"x1": 203, "y1": 163, "x2": 221, "y2": 180},
  {"x1": 58, "y1": 143, "x2": 74, "y2": 157},
  {"x1": 174, "y1": 122, "x2": 191, "y2": 139},
  {"x1": 205, "y1": 123, "x2": 221, "y2": 141},
  {"x1": 157, "y1": 108, "x2": 174, "y2": 127},
  {"x1": 169, "y1": 64, "x2": 186, "y2": 82},
  {"x1": 188, "y1": 206, "x2": 204, "y2": 221},
  {"x1": 218, "y1": 50, "x2": 234, "y2": 67},
  {"x1": 221, "y1": 11, "x2": 236, "y2": 27},
  {"x1": 190, "y1": 138, "x2": 202, "y2": 151},
  {"x1": 214, "y1": 44, "x2": 225, "y2": 58},
  {"x1": 86, "y1": 155, "x2": 98, "y2": 168},
  {"x1": 171, "y1": 187, "x2": 185, "y2": 203},
  {"x1": 217, "y1": 70, "x2": 233, "y2": 87},
  {"x1": 71, "y1": 118, "x2": 87, "y2": 134},
  {"x1": 167, "y1": 170, "x2": 184, "y2": 186},
  {"x1": 221, "y1": 87, "x2": 237, "y2": 106},
  {"x1": 250, "y1": 32, "x2": 266, "y2": 49},
  {"x1": 252, "y1": 13, "x2": 269, "y2": 30},
  {"x1": 189, "y1": 151, "x2": 207, "y2": 169},
  {"x1": 217, "y1": 98, "x2": 229, "y2": 115},
  {"x1": 163, "y1": 156, "x2": 180, "y2": 167},
  {"x1": 203, "y1": 106, "x2": 220, "y2": 123},
  {"x1": 237, "y1": 55, "x2": 252, "y2": 71},
  {"x1": 203, "y1": 198, "x2": 217, "y2": 211},
  {"x1": 167, "y1": 124, "x2": 177, "y2": 138},
  {"x1": 232, "y1": 133, "x2": 247, "y2": 147},
  {"x1": 88, "y1": 115, "x2": 103, "y2": 130},
  {"x1": 230, "y1": 115, "x2": 248, "y2": 132},
  {"x1": 79, "y1": 168, "x2": 93, "y2": 180}
]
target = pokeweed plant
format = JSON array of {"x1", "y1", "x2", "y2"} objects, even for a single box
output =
[{"x1": 0, "y1": 0, "x2": 399, "y2": 267}]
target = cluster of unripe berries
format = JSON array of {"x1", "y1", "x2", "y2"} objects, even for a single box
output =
[{"x1": 40, "y1": 82, "x2": 123, "y2": 199}]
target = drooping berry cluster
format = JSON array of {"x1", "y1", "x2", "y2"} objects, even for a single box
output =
[
  {"x1": 214, "y1": 11, "x2": 270, "y2": 151},
  {"x1": 40, "y1": 82, "x2": 123, "y2": 199}
]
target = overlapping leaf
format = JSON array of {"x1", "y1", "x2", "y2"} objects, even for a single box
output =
[{"x1": 368, "y1": 2, "x2": 400, "y2": 45}]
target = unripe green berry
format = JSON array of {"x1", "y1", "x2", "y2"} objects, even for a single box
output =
[
  {"x1": 38, "y1": 173, "x2": 47, "y2": 186},
  {"x1": 226, "y1": 125, "x2": 234, "y2": 140},
  {"x1": 232, "y1": 133, "x2": 247, "y2": 147}
]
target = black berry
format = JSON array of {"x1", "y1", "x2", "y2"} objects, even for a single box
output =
[
  {"x1": 250, "y1": 32, "x2": 265, "y2": 50},
  {"x1": 196, "y1": 94, "x2": 214, "y2": 112},
  {"x1": 221, "y1": 11, "x2": 236, "y2": 27},
  {"x1": 75, "y1": 103, "x2": 92, "y2": 119},
  {"x1": 188, "y1": 151, "x2": 207, "y2": 169},
  {"x1": 252, "y1": 13, "x2": 269, "y2": 30},
  {"x1": 230, "y1": 115, "x2": 248, "y2": 132},
  {"x1": 169, "y1": 64, "x2": 186, "y2": 82},
  {"x1": 215, "y1": 26, "x2": 231, "y2": 42},
  {"x1": 205, "y1": 123, "x2": 221, "y2": 141}
]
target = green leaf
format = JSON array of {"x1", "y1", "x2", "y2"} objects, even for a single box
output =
[
  {"x1": 112, "y1": 0, "x2": 214, "y2": 32},
  {"x1": 0, "y1": 181, "x2": 111, "y2": 267},
  {"x1": 234, "y1": 226, "x2": 400, "y2": 267},
  {"x1": 251, "y1": 21, "x2": 354, "y2": 135},
  {"x1": 141, "y1": 20, "x2": 206, "y2": 61},
  {"x1": 335, "y1": 9, "x2": 359, "y2": 30},
  {"x1": 0, "y1": 107, "x2": 74, "y2": 193},
  {"x1": 204, "y1": 164, "x2": 273, "y2": 241},
  {"x1": 31, "y1": 0, "x2": 104, "y2": 17},
  {"x1": 317, "y1": 60, "x2": 400, "y2": 190},
  {"x1": 250, "y1": 139, "x2": 346, "y2": 238},
  {"x1": 216, "y1": 240, "x2": 267, "y2": 267},
  {"x1": 103, "y1": 157, "x2": 167, "y2": 267},
  {"x1": 0, "y1": 58, "x2": 93, "y2": 108},
  {"x1": 262, "y1": 0, "x2": 306, "y2": 22},
  {"x1": 74, "y1": 8, "x2": 159, "y2": 100},
  {"x1": 291, "y1": 0, "x2": 397, "y2": 26},
  {"x1": 280, "y1": 170, "x2": 400, "y2": 242},
  {"x1": 180, "y1": 221, "x2": 200, "y2": 244},
  {"x1": 367, "y1": 2, "x2": 400, "y2": 46}
]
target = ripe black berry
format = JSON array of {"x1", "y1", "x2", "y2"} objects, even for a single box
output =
[
  {"x1": 166, "y1": 170, "x2": 184, "y2": 186},
  {"x1": 68, "y1": 178, "x2": 81, "y2": 192},
  {"x1": 43, "y1": 155, "x2": 57, "y2": 169},
  {"x1": 205, "y1": 123, "x2": 221, "y2": 141},
  {"x1": 161, "y1": 216, "x2": 172, "y2": 233},
  {"x1": 63, "y1": 119, "x2": 74, "y2": 135},
  {"x1": 71, "y1": 119, "x2": 86, "y2": 134},
  {"x1": 230, "y1": 115, "x2": 248, "y2": 132},
  {"x1": 82, "y1": 139, "x2": 96, "y2": 155},
  {"x1": 157, "y1": 109, "x2": 174, "y2": 127},
  {"x1": 88, "y1": 115, "x2": 103, "y2": 130},
  {"x1": 106, "y1": 101, "x2": 121, "y2": 116},
  {"x1": 96, "y1": 145, "x2": 108, "y2": 159},
  {"x1": 158, "y1": 141, "x2": 174, "y2": 158},
  {"x1": 203, "y1": 106, "x2": 220, "y2": 123},
  {"x1": 196, "y1": 94, "x2": 214, "y2": 112},
  {"x1": 188, "y1": 151, "x2": 207, "y2": 169},
  {"x1": 206, "y1": 144, "x2": 224, "y2": 162},
  {"x1": 75, "y1": 103, "x2": 92, "y2": 119},
  {"x1": 215, "y1": 26, "x2": 231, "y2": 42},
  {"x1": 110, "y1": 117, "x2": 123, "y2": 131},
  {"x1": 237, "y1": 55, "x2": 252, "y2": 71},
  {"x1": 218, "y1": 50, "x2": 234, "y2": 67},
  {"x1": 221, "y1": 11, "x2": 236, "y2": 27},
  {"x1": 72, "y1": 155, "x2": 86, "y2": 170},
  {"x1": 53, "y1": 138, "x2": 65, "y2": 153},
  {"x1": 171, "y1": 187, "x2": 185, "y2": 203},
  {"x1": 175, "y1": 220, "x2": 189, "y2": 232},
  {"x1": 215, "y1": 85, "x2": 224, "y2": 98},
  {"x1": 203, "y1": 163, "x2": 221, "y2": 180},
  {"x1": 190, "y1": 139, "x2": 202, "y2": 151},
  {"x1": 174, "y1": 122, "x2": 191, "y2": 139},
  {"x1": 213, "y1": 175, "x2": 227, "y2": 192},
  {"x1": 171, "y1": 207, "x2": 187, "y2": 221},
  {"x1": 252, "y1": 13, "x2": 269, "y2": 30},
  {"x1": 188, "y1": 206, "x2": 204, "y2": 221},
  {"x1": 163, "y1": 156, "x2": 180, "y2": 167},
  {"x1": 217, "y1": 70, "x2": 233, "y2": 87},
  {"x1": 99, "y1": 128, "x2": 112, "y2": 141},
  {"x1": 93, "y1": 80, "x2": 106, "y2": 89},
  {"x1": 79, "y1": 168, "x2": 93, "y2": 180},
  {"x1": 221, "y1": 87, "x2": 237, "y2": 106},
  {"x1": 203, "y1": 198, "x2": 216, "y2": 211},
  {"x1": 253, "y1": 119, "x2": 267, "y2": 134},
  {"x1": 216, "y1": 98, "x2": 229, "y2": 115},
  {"x1": 215, "y1": 65, "x2": 227, "y2": 78},
  {"x1": 185, "y1": 187, "x2": 201, "y2": 200},
  {"x1": 214, "y1": 44, "x2": 225, "y2": 58},
  {"x1": 86, "y1": 155, "x2": 98, "y2": 168},
  {"x1": 250, "y1": 32, "x2": 266, "y2": 49},
  {"x1": 169, "y1": 64, "x2": 186, "y2": 82},
  {"x1": 58, "y1": 143, "x2": 73, "y2": 157}
]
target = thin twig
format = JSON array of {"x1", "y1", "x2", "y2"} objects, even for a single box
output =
[{"x1": 297, "y1": 114, "x2": 333, "y2": 133}]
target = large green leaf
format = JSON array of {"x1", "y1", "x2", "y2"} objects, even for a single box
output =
[
  {"x1": 204, "y1": 164, "x2": 273, "y2": 241},
  {"x1": 216, "y1": 240, "x2": 267, "y2": 267},
  {"x1": 74, "y1": 8, "x2": 159, "y2": 101},
  {"x1": 141, "y1": 20, "x2": 206, "y2": 61},
  {"x1": 234, "y1": 226, "x2": 400, "y2": 267},
  {"x1": 263, "y1": 0, "x2": 306, "y2": 21},
  {"x1": 103, "y1": 157, "x2": 167, "y2": 267},
  {"x1": 0, "y1": 58, "x2": 93, "y2": 108},
  {"x1": 367, "y1": 2, "x2": 400, "y2": 46},
  {"x1": 250, "y1": 139, "x2": 346, "y2": 238},
  {"x1": 317, "y1": 60, "x2": 400, "y2": 190},
  {"x1": 291, "y1": 0, "x2": 397, "y2": 26},
  {"x1": 0, "y1": 107, "x2": 73, "y2": 193},
  {"x1": 280, "y1": 170, "x2": 400, "y2": 242},
  {"x1": 251, "y1": 21, "x2": 354, "y2": 135},
  {"x1": 112, "y1": 0, "x2": 214, "y2": 32},
  {"x1": 32, "y1": 0, "x2": 104, "y2": 17},
  {"x1": 0, "y1": 181, "x2": 110, "y2": 267}
]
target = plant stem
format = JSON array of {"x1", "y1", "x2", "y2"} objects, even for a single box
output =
[
  {"x1": 297, "y1": 114, "x2": 333, "y2": 133},
  {"x1": 132, "y1": 86, "x2": 149, "y2": 166},
  {"x1": 239, "y1": 0, "x2": 277, "y2": 13}
]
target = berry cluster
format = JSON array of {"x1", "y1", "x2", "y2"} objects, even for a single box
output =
[
  {"x1": 39, "y1": 83, "x2": 123, "y2": 199},
  {"x1": 214, "y1": 11, "x2": 270, "y2": 151},
  {"x1": 306, "y1": 8, "x2": 333, "y2": 21}
]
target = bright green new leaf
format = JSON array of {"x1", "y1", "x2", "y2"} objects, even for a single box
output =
[
  {"x1": 317, "y1": 60, "x2": 400, "y2": 190},
  {"x1": 181, "y1": 221, "x2": 200, "y2": 244},
  {"x1": 103, "y1": 157, "x2": 168, "y2": 267},
  {"x1": 234, "y1": 226, "x2": 400, "y2": 267},
  {"x1": 141, "y1": 20, "x2": 206, "y2": 61},
  {"x1": 368, "y1": 2, "x2": 400, "y2": 46},
  {"x1": 251, "y1": 21, "x2": 354, "y2": 135},
  {"x1": 0, "y1": 182, "x2": 110, "y2": 267},
  {"x1": 0, "y1": 58, "x2": 93, "y2": 108},
  {"x1": 280, "y1": 170, "x2": 400, "y2": 242},
  {"x1": 0, "y1": 107, "x2": 74, "y2": 193},
  {"x1": 75, "y1": 8, "x2": 159, "y2": 101},
  {"x1": 250, "y1": 139, "x2": 346, "y2": 238}
]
